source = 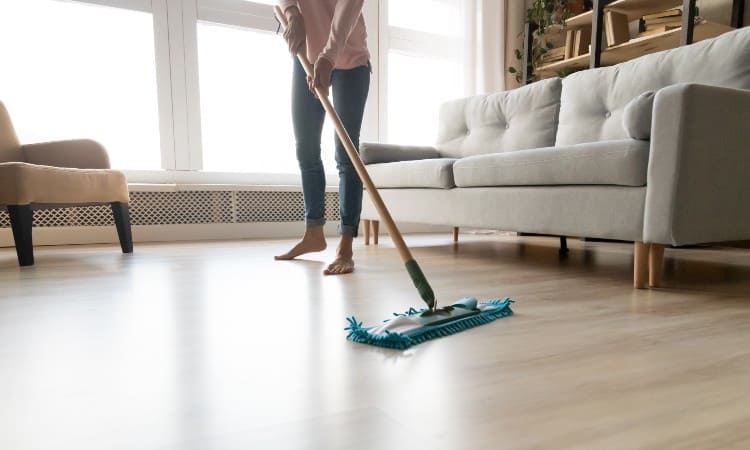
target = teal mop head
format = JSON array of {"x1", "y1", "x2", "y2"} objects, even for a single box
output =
[{"x1": 345, "y1": 297, "x2": 513, "y2": 350}]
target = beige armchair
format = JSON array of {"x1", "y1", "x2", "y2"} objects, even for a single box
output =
[{"x1": 0, "y1": 101, "x2": 132, "y2": 266}]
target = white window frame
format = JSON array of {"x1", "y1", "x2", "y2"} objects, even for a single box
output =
[
  {"x1": 18, "y1": 0, "x2": 380, "y2": 185},
  {"x1": 378, "y1": 0, "x2": 473, "y2": 143}
]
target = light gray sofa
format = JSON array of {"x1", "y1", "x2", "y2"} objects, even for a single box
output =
[{"x1": 360, "y1": 27, "x2": 750, "y2": 288}]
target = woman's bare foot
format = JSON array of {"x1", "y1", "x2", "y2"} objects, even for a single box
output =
[
  {"x1": 274, "y1": 226, "x2": 327, "y2": 260},
  {"x1": 324, "y1": 235, "x2": 355, "y2": 275}
]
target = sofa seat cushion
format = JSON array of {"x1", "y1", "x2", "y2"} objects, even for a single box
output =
[
  {"x1": 0, "y1": 162, "x2": 129, "y2": 205},
  {"x1": 367, "y1": 158, "x2": 457, "y2": 189},
  {"x1": 453, "y1": 139, "x2": 649, "y2": 188}
]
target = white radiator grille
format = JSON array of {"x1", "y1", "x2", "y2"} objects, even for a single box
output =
[{"x1": 0, "y1": 190, "x2": 340, "y2": 227}]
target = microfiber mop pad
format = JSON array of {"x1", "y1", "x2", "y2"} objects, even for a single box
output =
[{"x1": 345, "y1": 297, "x2": 513, "y2": 350}]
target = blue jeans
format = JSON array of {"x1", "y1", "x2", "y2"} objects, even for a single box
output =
[{"x1": 292, "y1": 59, "x2": 370, "y2": 237}]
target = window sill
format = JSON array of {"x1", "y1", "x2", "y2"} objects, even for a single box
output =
[{"x1": 122, "y1": 169, "x2": 340, "y2": 190}]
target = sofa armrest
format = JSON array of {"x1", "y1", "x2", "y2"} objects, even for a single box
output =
[
  {"x1": 360, "y1": 142, "x2": 440, "y2": 165},
  {"x1": 644, "y1": 83, "x2": 750, "y2": 245},
  {"x1": 21, "y1": 139, "x2": 111, "y2": 169}
]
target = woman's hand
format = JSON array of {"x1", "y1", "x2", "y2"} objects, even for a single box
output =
[
  {"x1": 283, "y1": 7, "x2": 306, "y2": 55},
  {"x1": 307, "y1": 56, "x2": 334, "y2": 98}
]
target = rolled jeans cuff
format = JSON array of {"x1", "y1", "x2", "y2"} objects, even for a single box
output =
[
  {"x1": 339, "y1": 224, "x2": 358, "y2": 237},
  {"x1": 306, "y1": 218, "x2": 326, "y2": 228}
]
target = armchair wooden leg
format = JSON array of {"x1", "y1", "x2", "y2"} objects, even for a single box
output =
[
  {"x1": 363, "y1": 219, "x2": 371, "y2": 245},
  {"x1": 373, "y1": 220, "x2": 380, "y2": 245},
  {"x1": 634, "y1": 241, "x2": 650, "y2": 289},
  {"x1": 8, "y1": 205, "x2": 34, "y2": 266},
  {"x1": 649, "y1": 244, "x2": 665, "y2": 288},
  {"x1": 453, "y1": 227, "x2": 459, "y2": 243},
  {"x1": 111, "y1": 202, "x2": 133, "y2": 254}
]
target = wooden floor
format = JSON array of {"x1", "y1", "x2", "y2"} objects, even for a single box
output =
[{"x1": 1, "y1": 234, "x2": 749, "y2": 450}]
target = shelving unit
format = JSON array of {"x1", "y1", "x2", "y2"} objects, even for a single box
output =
[
  {"x1": 535, "y1": 19, "x2": 734, "y2": 78},
  {"x1": 523, "y1": 0, "x2": 745, "y2": 83},
  {"x1": 567, "y1": 0, "x2": 684, "y2": 26}
]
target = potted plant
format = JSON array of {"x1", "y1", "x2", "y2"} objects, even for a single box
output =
[{"x1": 509, "y1": 0, "x2": 591, "y2": 84}]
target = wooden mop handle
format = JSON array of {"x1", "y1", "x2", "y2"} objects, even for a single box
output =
[{"x1": 274, "y1": 6, "x2": 413, "y2": 264}]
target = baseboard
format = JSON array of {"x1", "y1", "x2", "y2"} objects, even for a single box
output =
[
  {"x1": 1, "y1": 183, "x2": 454, "y2": 247},
  {"x1": 0, "y1": 222, "x2": 452, "y2": 248}
]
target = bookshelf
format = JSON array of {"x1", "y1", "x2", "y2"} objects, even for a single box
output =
[
  {"x1": 524, "y1": 0, "x2": 745, "y2": 83},
  {"x1": 535, "y1": 19, "x2": 734, "y2": 78}
]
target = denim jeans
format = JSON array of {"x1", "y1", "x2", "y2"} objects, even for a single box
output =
[{"x1": 292, "y1": 58, "x2": 370, "y2": 237}]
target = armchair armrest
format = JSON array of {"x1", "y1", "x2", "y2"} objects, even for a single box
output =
[
  {"x1": 21, "y1": 139, "x2": 111, "y2": 169},
  {"x1": 644, "y1": 83, "x2": 750, "y2": 245},
  {"x1": 360, "y1": 142, "x2": 440, "y2": 165}
]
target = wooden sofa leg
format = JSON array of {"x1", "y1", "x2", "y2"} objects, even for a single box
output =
[
  {"x1": 363, "y1": 219, "x2": 371, "y2": 245},
  {"x1": 634, "y1": 241, "x2": 650, "y2": 289},
  {"x1": 8, "y1": 205, "x2": 34, "y2": 266},
  {"x1": 453, "y1": 227, "x2": 459, "y2": 243},
  {"x1": 649, "y1": 244, "x2": 665, "y2": 288},
  {"x1": 111, "y1": 202, "x2": 133, "y2": 254},
  {"x1": 373, "y1": 220, "x2": 380, "y2": 245}
]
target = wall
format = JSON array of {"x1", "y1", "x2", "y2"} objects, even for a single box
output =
[{"x1": 698, "y1": 0, "x2": 749, "y2": 26}]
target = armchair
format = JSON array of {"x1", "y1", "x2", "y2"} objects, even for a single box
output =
[{"x1": 0, "y1": 100, "x2": 132, "y2": 266}]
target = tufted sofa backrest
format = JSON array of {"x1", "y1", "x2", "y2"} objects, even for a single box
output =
[
  {"x1": 556, "y1": 26, "x2": 750, "y2": 146},
  {"x1": 436, "y1": 77, "x2": 562, "y2": 158}
]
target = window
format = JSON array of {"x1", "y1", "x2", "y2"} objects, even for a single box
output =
[
  {"x1": 386, "y1": 52, "x2": 463, "y2": 146},
  {"x1": 0, "y1": 0, "x2": 376, "y2": 182},
  {"x1": 197, "y1": 23, "x2": 298, "y2": 173},
  {"x1": 380, "y1": 0, "x2": 469, "y2": 145},
  {"x1": 388, "y1": 0, "x2": 463, "y2": 37},
  {"x1": 0, "y1": 0, "x2": 162, "y2": 170},
  {"x1": 197, "y1": 0, "x2": 338, "y2": 175}
]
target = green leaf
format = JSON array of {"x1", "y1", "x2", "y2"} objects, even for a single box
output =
[
  {"x1": 546, "y1": 41, "x2": 554, "y2": 49},
  {"x1": 508, "y1": 67, "x2": 517, "y2": 74}
]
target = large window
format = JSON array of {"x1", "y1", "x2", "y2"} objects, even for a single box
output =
[
  {"x1": 1, "y1": 0, "x2": 470, "y2": 181},
  {"x1": 386, "y1": 52, "x2": 464, "y2": 146},
  {"x1": 0, "y1": 0, "x2": 161, "y2": 170},
  {"x1": 197, "y1": 23, "x2": 297, "y2": 173},
  {"x1": 381, "y1": 0, "x2": 469, "y2": 145},
  {"x1": 197, "y1": 1, "x2": 341, "y2": 175},
  {"x1": 388, "y1": 0, "x2": 464, "y2": 37}
]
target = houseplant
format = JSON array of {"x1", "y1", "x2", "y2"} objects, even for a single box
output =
[{"x1": 509, "y1": 0, "x2": 591, "y2": 83}]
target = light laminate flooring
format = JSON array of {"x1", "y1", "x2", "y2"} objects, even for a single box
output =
[{"x1": 1, "y1": 234, "x2": 749, "y2": 450}]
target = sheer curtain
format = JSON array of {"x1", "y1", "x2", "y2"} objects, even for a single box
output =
[{"x1": 466, "y1": 0, "x2": 527, "y2": 94}]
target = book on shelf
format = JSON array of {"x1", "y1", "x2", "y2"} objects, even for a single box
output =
[
  {"x1": 638, "y1": 14, "x2": 682, "y2": 34},
  {"x1": 565, "y1": 30, "x2": 575, "y2": 59},
  {"x1": 605, "y1": 10, "x2": 631, "y2": 46},
  {"x1": 632, "y1": 25, "x2": 680, "y2": 42},
  {"x1": 572, "y1": 26, "x2": 591, "y2": 57},
  {"x1": 645, "y1": 15, "x2": 684, "y2": 26},
  {"x1": 541, "y1": 46, "x2": 566, "y2": 64},
  {"x1": 644, "y1": 23, "x2": 681, "y2": 34},
  {"x1": 642, "y1": 8, "x2": 682, "y2": 21}
]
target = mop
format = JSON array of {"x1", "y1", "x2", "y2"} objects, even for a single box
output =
[{"x1": 274, "y1": 7, "x2": 513, "y2": 349}]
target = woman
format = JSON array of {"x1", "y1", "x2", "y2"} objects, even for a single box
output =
[{"x1": 274, "y1": 0, "x2": 370, "y2": 276}]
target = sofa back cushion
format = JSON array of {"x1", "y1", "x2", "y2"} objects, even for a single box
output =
[
  {"x1": 436, "y1": 77, "x2": 562, "y2": 158},
  {"x1": 556, "y1": 26, "x2": 750, "y2": 146},
  {"x1": 0, "y1": 101, "x2": 23, "y2": 163},
  {"x1": 622, "y1": 91, "x2": 655, "y2": 140}
]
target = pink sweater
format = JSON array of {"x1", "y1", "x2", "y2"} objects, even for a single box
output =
[{"x1": 278, "y1": 0, "x2": 370, "y2": 70}]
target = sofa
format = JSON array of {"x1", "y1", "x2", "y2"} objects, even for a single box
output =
[{"x1": 359, "y1": 27, "x2": 750, "y2": 288}]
